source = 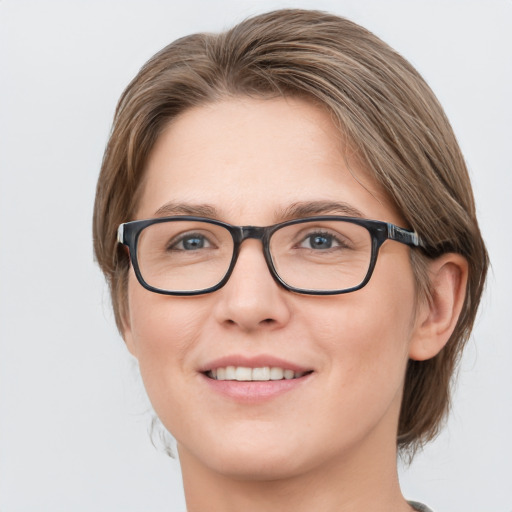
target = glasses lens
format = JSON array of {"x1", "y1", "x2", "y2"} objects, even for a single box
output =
[
  {"x1": 136, "y1": 220, "x2": 234, "y2": 293},
  {"x1": 269, "y1": 219, "x2": 372, "y2": 292}
]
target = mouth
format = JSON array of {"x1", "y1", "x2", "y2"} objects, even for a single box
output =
[
  {"x1": 200, "y1": 356, "x2": 314, "y2": 401},
  {"x1": 205, "y1": 366, "x2": 313, "y2": 381}
]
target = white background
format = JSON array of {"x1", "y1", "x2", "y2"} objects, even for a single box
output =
[{"x1": 0, "y1": 1, "x2": 510, "y2": 511}]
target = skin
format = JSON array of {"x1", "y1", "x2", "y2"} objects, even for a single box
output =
[{"x1": 123, "y1": 97, "x2": 467, "y2": 512}]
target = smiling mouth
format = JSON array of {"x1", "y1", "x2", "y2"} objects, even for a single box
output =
[{"x1": 205, "y1": 366, "x2": 313, "y2": 381}]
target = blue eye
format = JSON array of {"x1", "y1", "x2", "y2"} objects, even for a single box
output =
[
  {"x1": 307, "y1": 234, "x2": 333, "y2": 249},
  {"x1": 171, "y1": 234, "x2": 211, "y2": 251},
  {"x1": 300, "y1": 232, "x2": 340, "y2": 250}
]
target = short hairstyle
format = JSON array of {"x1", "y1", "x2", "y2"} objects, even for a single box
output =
[{"x1": 93, "y1": 8, "x2": 488, "y2": 456}]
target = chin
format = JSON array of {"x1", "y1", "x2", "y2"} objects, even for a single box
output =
[
  {"x1": 177, "y1": 425, "x2": 318, "y2": 481},
  {"x1": 206, "y1": 451, "x2": 310, "y2": 482}
]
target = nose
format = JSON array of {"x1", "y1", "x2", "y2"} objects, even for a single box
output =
[{"x1": 212, "y1": 239, "x2": 292, "y2": 332}]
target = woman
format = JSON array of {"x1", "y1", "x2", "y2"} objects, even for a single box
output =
[{"x1": 93, "y1": 9, "x2": 488, "y2": 512}]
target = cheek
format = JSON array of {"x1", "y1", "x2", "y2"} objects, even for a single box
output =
[
  {"x1": 301, "y1": 259, "x2": 417, "y2": 386},
  {"x1": 306, "y1": 290, "x2": 414, "y2": 353},
  {"x1": 125, "y1": 272, "x2": 207, "y2": 380},
  {"x1": 125, "y1": 276, "x2": 216, "y2": 436}
]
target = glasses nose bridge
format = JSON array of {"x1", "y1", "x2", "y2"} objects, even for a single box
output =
[
  {"x1": 241, "y1": 225, "x2": 267, "y2": 242},
  {"x1": 237, "y1": 225, "x2": 272, "y2": 255},
  {"x1": 231, "y1": 225, "x2": 273, "y2": 270}
]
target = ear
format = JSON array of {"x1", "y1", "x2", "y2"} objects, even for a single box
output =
[{"x1": 409, "y1": 253, "x2": 469, "y2": 361}]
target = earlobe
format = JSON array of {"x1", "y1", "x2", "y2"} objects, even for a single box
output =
[{"x1": 409, "y1": 253, "x2": 468, "y2": 361}]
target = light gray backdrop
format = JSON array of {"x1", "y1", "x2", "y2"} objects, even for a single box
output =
[{"x1": 0, "y1": 1, "x2": 510, "y2": 511}]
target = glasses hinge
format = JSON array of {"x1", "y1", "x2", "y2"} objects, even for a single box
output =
[{"x1": 117, "y1": 224, "x2": 125, "y2": 244}]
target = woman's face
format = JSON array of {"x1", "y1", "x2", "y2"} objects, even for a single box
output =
[{"x1": 124, "y1": 97, "x2": 421, "y2": 479}]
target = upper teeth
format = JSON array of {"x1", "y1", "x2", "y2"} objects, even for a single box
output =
[{"x1": 208, "y1": 366, "x2": 306, "y2": 381}]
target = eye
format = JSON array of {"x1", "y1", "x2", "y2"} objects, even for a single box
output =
[
  {"x1": 169, "y1": 233, "x2": 212, "y2": 251},
  {"x1": 299, "y1": 232, "x2": 342, "y2": 250}
]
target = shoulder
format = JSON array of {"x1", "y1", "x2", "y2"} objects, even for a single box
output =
[{"x1": 408, "y1": 501, "x2": 434, "y2": 512}]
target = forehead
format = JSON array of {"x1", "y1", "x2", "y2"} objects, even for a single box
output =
[{"x1": 136, "y1": 96, "x2": 403, "y2": 225}]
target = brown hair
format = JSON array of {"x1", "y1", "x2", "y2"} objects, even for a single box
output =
[{"x1": 93, "y1": 8, "x2": 488, "y2": 456}]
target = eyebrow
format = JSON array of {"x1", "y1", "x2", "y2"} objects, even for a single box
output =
[
  {"x1": 153, "y1": 200, "x2": 365, "y2": 223},
  {"x1": 154, "y1": 202, "x2": 218, "y2": 218},
  {"x1": 277, "y1": 201, "x2": 365, "y2": 220}
]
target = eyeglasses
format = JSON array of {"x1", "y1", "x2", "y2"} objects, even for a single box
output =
[{"x1": 117, "y1": 215, "x2": 423, "y2": 296}]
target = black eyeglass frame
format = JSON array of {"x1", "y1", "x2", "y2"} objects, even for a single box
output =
[{"x1": 117, "y1": 215, "x2": 424, "y2": 296}]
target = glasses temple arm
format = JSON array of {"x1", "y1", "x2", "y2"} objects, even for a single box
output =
[{"x1": 386, "y1": 223, "x2": 424, "y2": 248}]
